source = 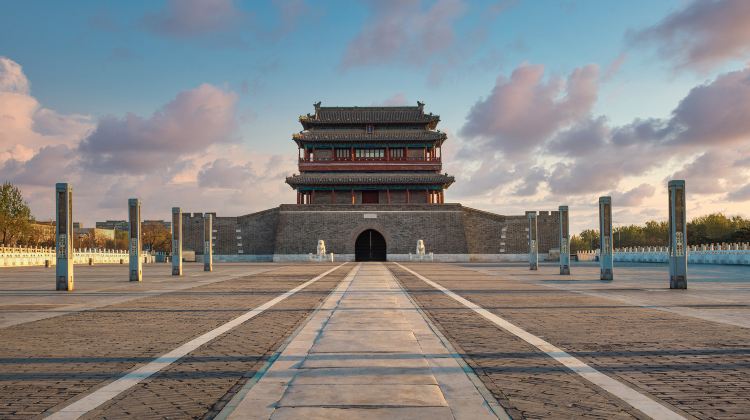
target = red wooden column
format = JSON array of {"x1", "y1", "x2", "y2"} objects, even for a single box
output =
[
  {"x1": 351, "y1": 189, "x2": 355, "y2": 204},
  {"x1": 311, "y1": 190, "x2": 315, "y2": 204},
  {"x1": 350, "y1": 147, "x2": 355, "y2": 161},
  {"x1": 406, "y1": 189, "x2": 410, "y2": 203},
  {"x1": 331, "y1": 189, "x2": 335, "y2": 204},
  {"x1": 296, "y1": 192, "x2": 300, "y2": 204},
  {"x1": 386, "y1": 147, "x2": 390, "y2": 161},
  {"x1": 387, "y1": 189, "x2": 391, "y2": 204}
]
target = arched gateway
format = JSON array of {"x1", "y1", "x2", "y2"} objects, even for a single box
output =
[{"x1": 355, "y1": 229, "x2": 387, "y2": 261}]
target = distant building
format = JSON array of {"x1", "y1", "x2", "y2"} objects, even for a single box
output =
[
  {"x1": 143, "y1": 220, "x2": 172, "y2": 231},
  {"x1": 96, "y1": 220, "x2": 129, "y2": 231},
  {"x1": 75, "y1": 227, "x2": 115, "y2": 242}
]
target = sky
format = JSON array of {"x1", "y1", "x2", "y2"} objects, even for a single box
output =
[{"x1": 1, "y1": 0, "x2": 749, "y2": 234}]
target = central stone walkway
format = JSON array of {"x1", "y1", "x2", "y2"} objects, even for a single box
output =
[{"x1": 223, "y1": 263, "x2": 502, "y2": 419}]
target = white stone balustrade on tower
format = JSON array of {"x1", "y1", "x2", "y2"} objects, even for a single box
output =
[
  {"x1": 0, "y1": 246, "x2": 155, "y2": 267},
  {"x1": 575, "y1": 243, "x2": 750, "y2": 265}
]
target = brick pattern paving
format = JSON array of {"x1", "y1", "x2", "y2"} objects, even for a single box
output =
[
  {"x1": 88, "y1": 267, "x2": 346, "y2": 419},
  {"x1": 0, "y1": 264, "x2": 343, "y2": 419},
  {"x1": 391, "y1": 263, "x2": 750, "y2": 420},
  {"x1": 389, "y1": 264, "x2": 641, "y2": 419}
]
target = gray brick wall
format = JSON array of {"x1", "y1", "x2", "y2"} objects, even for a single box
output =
[
  {"x1": 273, "y1": 204, "x2": 468, "y2": 255},
  {"x1": 237, "y1": 208, "x2": 279, "y2": 255},
  {"x1": 463, "y1": 208, "x2": 559, "y2": 254},
  {"x1": 182, "y1": 204, "x2": 560, "y2": 257},
  {"x1": 463, "y1": 207, "x2": 510, "y2": 254}
]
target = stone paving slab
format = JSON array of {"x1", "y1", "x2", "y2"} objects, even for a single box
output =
[
  {"x1": 300, "y1": 353, "x2": 432, "y2": 369},
  {"x1": 279, "y1": 384, "x2": 447, "y2": 407},
  {"x1": 291, "y1": 366, "x2": 438, "y2": 385},
  {"x1": 0, "y1": 263, "x2": 341, "y2": 419},
  {"x1": 310, "y1": 330, "x2": 420, "y2": 353},
  {"x1": 270, "y1": 406, "x2": 455, "y2": 420},
  {"x1": 392, "y1": 262, "x2": 750, "y2": 420},
  {"x1": 225, "y1": 263, "x2": 501, "y2": 420}
]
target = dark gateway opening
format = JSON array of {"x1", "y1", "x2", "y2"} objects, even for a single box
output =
[{"x1": 355, "y1": 229, "x2": 386, "y2": 261}]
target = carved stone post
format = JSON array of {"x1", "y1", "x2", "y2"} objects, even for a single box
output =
[
  {"x1": 559, "y1": 205, "x2": 570, "y2": 275},
  {"x1": 599, "y1": 196, "x2": 613, "y2": 280},
  {"x1": 668, "y1": 180, "x2": 687, "y2": 289},
  {"x1": 204, "y1": 213, "x2": 213, "y2": 272},
  {"x1": 172, "y1": 207, "x2": 182, "y2": 276},
  {"x1": 55, "y1": 183, "x2": 74, "y2": 291},
  {"x1": 527, "y1": 211, "x2": 538, "y2": 270},
  {"x1": 129, "y1": 198, "x2": 142, "y2": 282}
]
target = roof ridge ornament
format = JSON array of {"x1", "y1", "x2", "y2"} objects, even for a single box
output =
[{"x1": 417, "y1": 101, "x2": 425, "y2": 113}]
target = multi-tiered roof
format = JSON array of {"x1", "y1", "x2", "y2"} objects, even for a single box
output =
[{"x1": 286, "y1": 102, "x2": 454, "y2": 204}]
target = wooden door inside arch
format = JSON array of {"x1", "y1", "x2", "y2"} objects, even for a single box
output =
[{"x1": 355, "y1": 229, "x2": 387, "y2": 261}]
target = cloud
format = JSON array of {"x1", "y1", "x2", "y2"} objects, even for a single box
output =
[
  {"x1": 78, "y1": 84, "x2": 238, "y2": 174},
  {"x1": 0, "y1": 145, "x2": 74, "y2": 187},
  {"x1": 547, "y1": 116, "x2": 608, "y2": 157},
  {"x1": 197, "y1": 158, "x2": 254, "y2": 188},
  {"x1": 668, "y1": 66, "x2": 750, "y2": 145},
  {"x1": 341, "y1": 0, "x2": 466, "y2": 69},
  {"x1": 668, "y1": 150, "x2": 740, "y2": 194},
  {"x1": 629, "y1": 0, "x2": 750, "y2": 72},
  {"x1": 143, "y1": 0, "x2": 247, "y2": 38},
  {"x1": 546, "y1": 146, "x2": 664, "y2": 196},
  {"x1": 513, "y1": 166, "x2": 547, "y2": 196},
  {"x1": 458, "y1": 63, "x2": 599, "y2": 158},
  {"x1": 0, "y1": 57, "x2": 93, "y2": 155},
  {"x1": 32, "y1": 108, "x2": 93, "y2": 137},
  {"x1": 0, "y1": 57, "x2": 30, "y2": 94},
  {"x1": 727, "y1": 183, "x2": 750, "y2": 202},
  {"x1": 602, "y1": 53, "x2": 627, "y2": 81},
  {"x1": 610, "y1": 183, "x2": 655, "y2": 207},
  {"x1": 605, "y1": 66, "x2": 750, "y2": 148}
]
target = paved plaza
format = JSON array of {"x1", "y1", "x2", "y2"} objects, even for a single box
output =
[{"x1": 0, "y1": 262, "x2": 748, "y2": 419}]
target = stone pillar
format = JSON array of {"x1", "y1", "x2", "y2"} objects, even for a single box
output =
[
  {"x1": 599, "y1": 196, "x2": 613, "y2": 280},
  {"x1": 172, "y1": 207, "x2": 182, "y2": 276},
  {"x1": 204, "y1": 213, "x2": 213, "y2": 272},
  {"x1": 527, "y1": 211, "x2": 538, "y2": 270},
  {"x1": 668, "y1": 180, "x2": 687, "y2": 289},
  {"x1": 559, "y1": 205, "x2": 570, "y2": 275},
  {"x1": 55, "y1": 183, "x2": 74, "y2": 291},
  {"x1": 128, "y1": 198, "x2": 142, "y2": 282}
]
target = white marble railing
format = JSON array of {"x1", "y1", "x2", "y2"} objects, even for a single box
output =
[
  {"x1": 576, "y1": 242, "x2": 750, "y2": 265},
  {"x1": 0, "y1": 246, "x2": 155, "y2": 267}
]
